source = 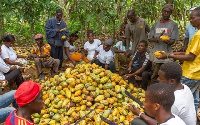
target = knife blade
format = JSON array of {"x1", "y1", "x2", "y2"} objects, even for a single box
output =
[
  {"x1": 100, "y1": 116, "x2": 118, "y2": 125},
  {"x1": 124, "y1": 90, "x2": 143, "y2": 106},
  {"x1": 159, "y1": 30, "x2": 165, "y2": 37},
  {"x1": 74, "y1": 105, "x2": 99, "y2": 125}
]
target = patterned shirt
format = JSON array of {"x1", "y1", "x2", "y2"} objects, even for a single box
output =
[{"x1": 31, "y1": 43, "x2": 51, "y2": 60}]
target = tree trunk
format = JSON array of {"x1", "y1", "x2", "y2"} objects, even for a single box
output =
[
  {"x1": 30, "y1": 23, "x2": 35, "y2": 43},
  {"x1": 113, "y1": 19, "x2": 116, "y2": 41},
  {"x1": 0, "y1": 8, "x2": 5, "y2": 38}
]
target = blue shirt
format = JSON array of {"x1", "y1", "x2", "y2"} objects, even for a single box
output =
[
  {"x1": 45, "y1": 17, "x2": 69, "y2": 47},
  {"x1": 185, "y1": 23, "x2": 198, "y2": 43}
]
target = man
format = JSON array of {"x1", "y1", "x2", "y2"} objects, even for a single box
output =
[
  {"x1": 146, "y1": 83, "x2": 185, "y2": 124},
  {"x1": 45, "y1": 9, "x2": 69, "y2": 69},
  {"x1": 0, "y1": 90, "x2": 17, "y2": 123},
  {"x1": 130, "y1": 62, "x2": 196, "y2": 125},
  {"x1": 148, "y1": 4, "x2": 179, "y2": 84},
  {"x1": 182, "y1": 7, "x2": 198, "y2": 52},
  {"x1": 91, "y1": 39, "x2": 116, "y2": 73},
  {"x1": 30, "y1": 34, "x2": 60, "y2": 79},
  {"x1": 5, "y1": 81, "x2": 44, "y2": 125},
  {"x1": 125, "y1": 10, "x2": 150, "y2": 55},
  {"x1": 157, "y1": 7, "x2": 200, "y2": 113},
  {"x1": 125, "y1": 40, "x2": 152, "y2": 90},
  {"x1": 113, "y1": 35, "x2": 132, "y2": 72}
]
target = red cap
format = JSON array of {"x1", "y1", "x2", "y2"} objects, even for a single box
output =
[{"x1": 14, "y1": 81, "x2": 41, "y2": 107}]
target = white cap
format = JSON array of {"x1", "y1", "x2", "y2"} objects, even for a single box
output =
[{"x1": 190, "y1": 7, "x2": 197, "y2": 14}]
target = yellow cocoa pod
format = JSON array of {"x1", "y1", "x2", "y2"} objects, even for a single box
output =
[
  {"x1": 160, "y1": 35, "x2": 170, "y2": 41},
  {"x1": 154, "y1": 51, "x2": 165, "y2": 57},
  {"x1": 61, "y1": 35, "x2": 67, "y2": 40}
]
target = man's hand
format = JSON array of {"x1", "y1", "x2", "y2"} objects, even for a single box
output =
[
  {"x1": 126, "y1": 73, "x2": 134, "y2": 78},
  {"x1": 156, "y1": 51, "x2": 167, "y2": 59},
  {"x1": 56, "y1": 29, "x2": 61, "y2": 33},
  {"x1": 128, "y1": 67, "x2": 132, "y2": 73},
  {"x1": 29, "y1": 54, "x2": 38, "y2": 58},
  {"x1": 128, "y1": 104, "x2": 141, "y2": 116}
]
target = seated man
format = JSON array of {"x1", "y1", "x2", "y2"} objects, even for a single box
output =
[
  {"x1": 91, "y1": 39, "x2": 116, "y2": 73},
  {"x1": 29, "y1": 34, "x2": 60, "y2": 79},
  {"x1": 5, "y1": 81, "x2": 44, "y2": 125},
  {"x1": 125, "y1": 40, "x2": 152, "y2": 90},
  {"x1": 130, "y1": 83, "x2": 186, "y2": 125},
  {"x1": 130, "y1": 62, "x2": 196, "y2": 125},
  {"x1": 113, "y1": 35, "x2": 132, "y2": 72},
  {"x1": 0, "y1": 90, "x2": 18, "y2": 123}
]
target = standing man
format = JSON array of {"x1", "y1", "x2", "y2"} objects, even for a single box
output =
[
  {"x1": 148, "y1": 4, "x2": 179, "y2": 84},
  {"x1": 45, "y1": 9, "x2": 69, "y2": 69},
  {"x1": 157, "y1": 7, "x2": 200, "y2": 113},
  {"x1": 125, "y1": 10, "x2": 150, "y2": 55},
  {"x1": 182, "y1": 7, "x2": 198, "y2": 52}
]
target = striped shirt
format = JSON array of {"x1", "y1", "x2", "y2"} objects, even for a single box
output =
[
  {"x1": 132, "y1": 50, "x2": 152, "y2": 71},
  {"x1": 5, "y1": 110, "x2": 34, "y2": 125}
]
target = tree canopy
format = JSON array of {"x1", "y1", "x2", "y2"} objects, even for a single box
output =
[{"x1": 0, "y1": 0, "x2": 199, "y2": 44}]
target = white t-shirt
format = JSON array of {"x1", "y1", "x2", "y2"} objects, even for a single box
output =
[
  {"x1": 63, "y1": 40, "x2": 76, "y2": 59},
  {"x1": 1, "y1": 44, "x2": 17, "y2": 61},
  {"x1": 172, "y1": 84, "x2": 196, "y2": 125},
  {"x1": 114, "y1": 41, "x2": 132, "y2": 55},
  {"x1": 0, "y1": 57, "x2": 10, "y2": 80},
  {"x1": 84, "y1": 39, "x2": 101, "y2": 61},
  {"x1": 96, "y1": 45, "x2": 114, "y2": 64},
  {"x1": 160, "y1": 114, "x2": 186, "y2": 125}
]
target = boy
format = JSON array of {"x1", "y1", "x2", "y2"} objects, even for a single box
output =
[
  {"x1": 126, "y1": 40, "x2": 152, "y2": 90},
  {"x1": 91, "y1": 39, "x2": 116, "y2": 73},
  {"x1": 130, "y1": 83, "x2": 186, "y2": 125},
  {"x1": 5, "y1": 81, "x2": 44, "y2": 125}
]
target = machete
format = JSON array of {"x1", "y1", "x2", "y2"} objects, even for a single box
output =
[
  {"x1": 74, "y1": 105, "x2": 99, "y2": 125},
  {"x1": 124, "y1": 90, "x2": 143, "y2": 107}
]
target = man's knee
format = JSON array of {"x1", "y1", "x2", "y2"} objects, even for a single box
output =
[{"x1": 54, "y1": 59, "x2": 60, "y2": 65}]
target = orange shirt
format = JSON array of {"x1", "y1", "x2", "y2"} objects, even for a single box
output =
[{"x1": 5, "y1": 110, "x2": 34, "y2": 125}]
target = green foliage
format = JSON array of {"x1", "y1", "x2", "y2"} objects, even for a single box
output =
[{"x1": 0, "y1": 0, "x2": 200, "y2": 44}]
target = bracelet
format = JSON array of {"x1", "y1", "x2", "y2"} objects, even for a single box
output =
[{"x1": 139, "y1": 112, "x2": 144, "y2": 117}]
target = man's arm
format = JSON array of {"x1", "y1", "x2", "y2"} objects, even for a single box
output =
[
  {"x1": 112, "y1": 47, "x2": 125, "y2": 53},
  {"x1": 45, "y1": 19, "x2": 58, "y2": 37},
  {"x1": 158, "y1": 52, "x2": 196, "y2": 61},
  {"x1": 129, "y1": 105, "x2": 157, "y2": 125},
  {"x1": 182, "y1": 38, "x2": 189, "y2": 52}
]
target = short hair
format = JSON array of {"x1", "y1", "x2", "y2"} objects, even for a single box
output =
[
  {"x1": 1, "y1": 34, "x2": 15, "y2": 42},
  {"x1": 194, "y1": 7, "x2": 200, "y2": 17},
  {"x1": 87, "y1": 30, "x2": 94, "y2": 36},
  {"x1": 160, "y1": 62, "x2": 182, "y2": 83},
  {"x1": 139, "y1": 40, "x2": 148, "y2": 47},
  {"x1": 56, "y1": 9, "x2": 63, "y2": 14},
  {"x1": 70, "y1": 31, "x2": 79, "y2": 38},
  {"x1": 127, "y1": 10, "x2": 136, "y2": 16},
  {"x1": 147, "y1": 83, "x2": 175, "y2": 112}
]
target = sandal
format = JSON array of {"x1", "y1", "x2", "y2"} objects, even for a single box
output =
[{"x1": 0, "y1": 80, "x2": 8, "y2": 88}]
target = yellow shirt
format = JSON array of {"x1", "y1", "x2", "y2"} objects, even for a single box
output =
[{"x1": 182, "y1": 30, "x2": 200, "y2": 80}]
